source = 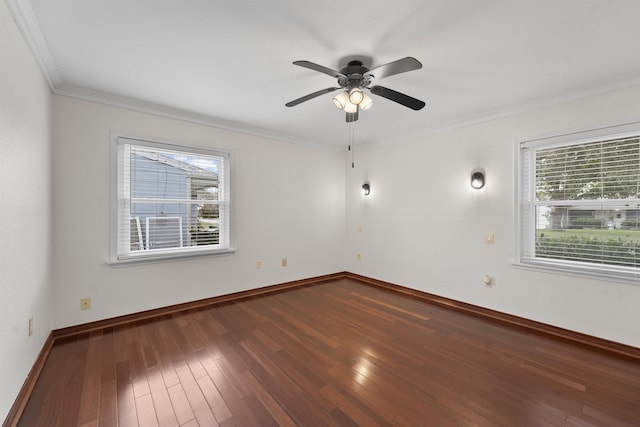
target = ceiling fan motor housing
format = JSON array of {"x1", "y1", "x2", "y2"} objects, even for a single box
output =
[{"x1": 338, "y1": 60, "x2": 373, "y2": 90}]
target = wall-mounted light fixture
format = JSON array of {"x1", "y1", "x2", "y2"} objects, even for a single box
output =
[
  {"x1": 471, "y1": 169, "x2": 485, "y2": 189},
  {"x1": 362, "y1": 183, "x2": 371, "y2": 196}
]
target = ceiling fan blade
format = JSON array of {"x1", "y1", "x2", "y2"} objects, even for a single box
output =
[
  {"x1": 370, "y1": 86, "x2": 426, "y2": 110},
  {"x1": 365, "y1": 57, "x2": 422, "y2": 80},
  {"x1": 293, "y1": 60, "x2": 346, "y2": 79},
  {"x1": 285, "y1": 87, "x2": 340, "y2": 107}
]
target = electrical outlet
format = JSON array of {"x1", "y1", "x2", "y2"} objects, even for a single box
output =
[
  {"x1": 28, "y1": 317, "x2": 33, "y2": 337},
  {"x1": 80, "y1": 298, "x2": 91, "y2": 310},
  {"x1": 484, "y1": 275, "x2": 493, "y2": 287},
  {"x1": 256, "y1": 260, "x2": 262, "y2": 269},
  {"x1": 281, "y1": 258, "x2": 287, "y2": 267}
]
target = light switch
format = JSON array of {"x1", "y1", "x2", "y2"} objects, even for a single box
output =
[{"x1": 486, "y1": 232, "x2": 494, "y2": 244}]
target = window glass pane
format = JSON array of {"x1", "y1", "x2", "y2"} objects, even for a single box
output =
[
  {"x1": 115, "y1": 137, "x2": 230, "y2": 261},
  {"x1": 190, "y1": 177, "x2": 219, "y2": 201},
  {"x1": 129, "y1": 202, "x2": 222, "y2": 250},
  {"x1": 519, "y1": 125, "x2": 640, "y2": 277},
  {"x1": 536, "y1": 136, "x2": 640, "y2": 202},
  {"x1": 535, "y1": 204, "x2": 640, "y2": 267}
]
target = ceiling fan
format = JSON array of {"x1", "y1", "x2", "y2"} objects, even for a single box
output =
[{"x1": 285, "y1": 57, "x2": 426, "y2": 122}]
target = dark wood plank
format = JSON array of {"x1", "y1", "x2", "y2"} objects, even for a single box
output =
[
  {"x1": 239, "y1": 370, "x2": 296, "y2": 427},
  {"x1": 77, "y1": 332, "x2": 102, "y2": 426},
  {"x1": 98, "y1": 379, "x2": 117, "y2": 427},
  {"x1": 115, "y1": 361, "x2": 138, "y2": 427},
  {"x1": 14, "y1": 278, "x2": 640, "y2": 426},
  {"x1": 147, "y1": 367, "x2": 179, "y2": 427},
  {"x1": 194, "y1": 375, "x2": 232, "y2": 424},
  {"x1": 173, "y1": 361, "x2": 218, "y2": 426},
  {"x1": 166, "y1": 383, "x2": 194, "y2": 426},
  {"x1": 135, "y1": 394, "x2": 158, "y2": 427}
]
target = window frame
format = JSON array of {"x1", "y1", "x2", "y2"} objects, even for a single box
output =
[
  {"x1": 515, "y1": 122, "x2": 640, "y2": 283},
  {"x1": 109, "y1": 133, "x2": 234, "y2": 264}
]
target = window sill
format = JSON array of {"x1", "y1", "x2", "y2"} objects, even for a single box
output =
[
  {"x1": 108, "y1": 248, "x2": 235, "y2": 266},
  {"x1": 512, "y1": 259, "x2": 640, "y2": 286}
]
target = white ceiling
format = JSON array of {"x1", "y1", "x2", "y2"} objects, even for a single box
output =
[{"x1": 10, "y1": 0, "x2": 640, "y2": 147}]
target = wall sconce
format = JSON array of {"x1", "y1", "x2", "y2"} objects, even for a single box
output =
[
  {"x1": 471, "y1": 170, "x2": 485, "y2": 189},
  {"x1": 361, "y1": 183, "x2": 371, "y2": 196}
]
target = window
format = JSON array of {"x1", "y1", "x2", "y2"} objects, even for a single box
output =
[
  {"x1": 112, "y1": 136, "x2": 231, "y2": 262},
  {"x1": 517, "y1": 122, "x2": 640, "y2": 280}
]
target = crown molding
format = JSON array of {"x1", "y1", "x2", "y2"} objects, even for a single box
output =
[
  {"x1": 5, "y1": 0, "x2": 339, "y2": 152},
  {"x1": 54, "y1": 72, "x2": 640, "y2": 152},
  {"x1": 53, "y1": 83, "x2": 343, "y2": 152},
  {"x1": 5, "y1": 0, "x2": 61, "y2": 89},
  {"x1": 358, "y1": 72, "x2": 640, "y2": 150}
]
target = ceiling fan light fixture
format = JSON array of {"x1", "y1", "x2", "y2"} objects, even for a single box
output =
[
  {"x1": 332, "y1": 91, "x2": 349, "y2": 109},
  {"x1": 360, "y1": 94, "x2": 373, "y2": 111},
  {"x1": 344, "y1": 101, "x2": 358, "y2": 113},
  {"x1": 349, "y1": 87, "x2": 364, "y2": 105}
]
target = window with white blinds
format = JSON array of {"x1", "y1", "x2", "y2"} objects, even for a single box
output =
[
  {"x1": 518, "y1": 122, "x2": 640, "y2": 280},
  {"x1": 112, "y1": 136, "x2": 231, "y2": 262}
]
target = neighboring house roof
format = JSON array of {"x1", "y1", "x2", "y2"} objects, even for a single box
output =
[{"x1": 133, "y1": 150, "x2": 218, "y2": 179}]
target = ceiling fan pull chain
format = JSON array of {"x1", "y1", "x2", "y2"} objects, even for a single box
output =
[{"x1": 351, "y1": 125, "x2": 356, "y2": 168}]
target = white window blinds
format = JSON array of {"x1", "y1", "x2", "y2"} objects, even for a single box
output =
[
  {"x1": 518, "y1": 123, "x2": 640, "y2": 278},
  {"x1": 114, "y1": 137, "x2": 231, "y2": 261}
]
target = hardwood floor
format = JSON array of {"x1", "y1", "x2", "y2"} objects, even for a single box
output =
[{"x1": 16, "y1": 278, "x2": 640, "y2": 426}]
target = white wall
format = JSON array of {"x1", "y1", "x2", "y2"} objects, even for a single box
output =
[
  {"x1": 51, "y1": 96, "x2": 346, "y2": 328},
  {"x1": 346, "y1": 85, "x2": 640, "y2": 348},
  {"x1": 2, "y1": 3, "x2": 639, "y2": 417},
  {"x1": 0, "y1": 0, "x2": 52, "y2": 421}
]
